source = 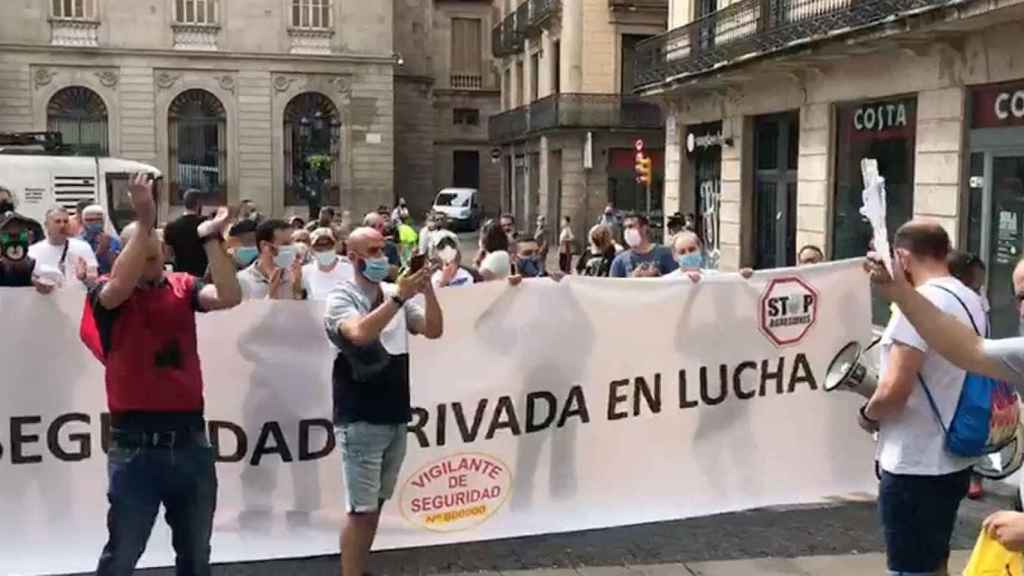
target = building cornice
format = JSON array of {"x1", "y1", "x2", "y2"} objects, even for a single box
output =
[{"x1": 0, "y1": 42, "x2": 398, "y2": 66}]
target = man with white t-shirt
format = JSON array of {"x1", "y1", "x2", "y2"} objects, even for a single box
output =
[
  {"x1": 28, "y1": 206, "x2": 98, "y2": 289},
  {"x1": 859, "y1": 220, "x2": 985, "y2": 576},
  {"x1": 303, "y1": 227, "x2": 354, "y2": 300}
]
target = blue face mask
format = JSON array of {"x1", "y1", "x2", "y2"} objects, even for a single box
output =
[
  {"x1": 678, "y1": 252, "x2": 704, "y2": 270},
  {"x1": 84, "y1": 223, "x2": 103, "y2": 237},
  {"x1": 360, "y1": 256, "x2": 391, "y2": 283},
  {"x1": 233, "y1": 246, "x2": 259, "y2": 267},
  {"x1": 518, "y1": 257, "x2": 541, "y2": 278}
]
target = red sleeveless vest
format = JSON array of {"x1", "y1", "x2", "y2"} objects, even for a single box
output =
[{"x1": 81, "y1": 273, "x2": 205, "y2": 412}]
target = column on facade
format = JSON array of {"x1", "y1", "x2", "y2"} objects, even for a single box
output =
[
  {"x1": 237, "y1": 71, "x2": 273, "y2": 211},
  {"x1": 795, "y1": 102, "x2": 830, "y2": 257},
  {"x1": 913, "y1": 87, "x2": 965, "y2": 244},
  {"x1": 539, "y1": 135, "x2": 550, "y2": 222},
  {"x1": 560, "y1": 137, "x2": 587, "y2": 237},
  {"x1": 718, "y1": 116, "x2": 743, "y2": 271},
  {"x1": 539, "y1": 31, "x2": 555, "y2": 99},
  {"x1": 662, "y1": 108, "x2": 682, "y2": 229},
  {"x1": 560, "y1": 0, "x2": 583, "y2": 93}
]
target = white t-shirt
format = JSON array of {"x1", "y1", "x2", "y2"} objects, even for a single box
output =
[
  {"x1": 27, "y1": 238, "x2": 98, "y2": 290},
  {"x1": 878, "y1": 276, "x2": 987, "y2": 476},
  {"x1": 302, "y1": 258, "x2": 355, "y2": 300},
  {"x1": 432, "y1": 267, "x2": 475, "y2": 288}
]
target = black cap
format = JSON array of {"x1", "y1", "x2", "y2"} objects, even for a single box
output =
[{"x1": 228, "y1": 219, "x2": 258, "y2": 237}]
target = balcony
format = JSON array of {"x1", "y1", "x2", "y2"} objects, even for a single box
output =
[
  {"x1": 489, "y1": 93, "x2": 664, "y2": 143},
  {"x1": 492, "y1": 12, "x2": 524, "y2": 57},
  {"x1": 609, "y1": 0, "x2": 668, "y2": 11},
  {"x1": 633, "y1": 0, "x2": 957, "y2": 91},
  {"x1": 529, "y1": 0, "x2": 562, "y2": 29},
  {"x1": 450, "y1": 74, "x2": 483, "y2": 90}
]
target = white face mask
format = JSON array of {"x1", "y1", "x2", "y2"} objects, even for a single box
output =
[
  {"x1": 273, "y1": 245, "x2": 296, "y2": 268},
  {"x1": 438, "y1": 246, "x2": 458, "y2": 264},
  {"x1": 624, "y1": 228, "x2": 643, "y2": 248},
  {"x1": 315, "y1": 250, "x2": 338, "y2": 267}
]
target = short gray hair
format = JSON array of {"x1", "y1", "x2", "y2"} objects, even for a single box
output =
[{"x1": 44, "y1": 205, "x2": 68, "y2": 220}]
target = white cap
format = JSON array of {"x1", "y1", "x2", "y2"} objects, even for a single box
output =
[{"x1": 479, "y1": 251, "x2": 511, "y2": 279}]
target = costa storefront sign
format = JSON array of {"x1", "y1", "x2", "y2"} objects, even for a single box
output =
[
  {"x1": 853, "y1": 101, "x2": 909, "y2": 132},
  {"x1": 972, "y1": 81, "x2": 1024, "y2": 128}
]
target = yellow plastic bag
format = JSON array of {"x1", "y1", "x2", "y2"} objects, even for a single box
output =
[{"x1": 964, "y1": 530, "x2": 1023, "y2": 576}]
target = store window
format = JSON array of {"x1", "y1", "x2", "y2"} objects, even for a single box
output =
[
  {"x1": 967, "y1": 81, "x2": 1024, "y2": 337},
  {"x1": 833, "y1": 96, "x2": 917, "y2": 324}
]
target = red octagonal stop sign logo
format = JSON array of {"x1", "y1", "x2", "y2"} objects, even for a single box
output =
[{"x1": 759, "y1": 277, "x2": 819, "y2": 347}]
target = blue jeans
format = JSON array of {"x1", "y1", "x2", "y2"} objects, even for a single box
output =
[
  {"x1": 96, "y1": 431, "x2": 217, "y2": 576},
  {"x1": 879, "y1": 468, "x2": 971, "y2": 576}
]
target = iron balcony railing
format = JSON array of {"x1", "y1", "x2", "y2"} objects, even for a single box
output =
[
  {"x1": 633, "y1": 0, "x2": 958, "y2": 90},
  {"x1": 529, "y1": 0, "x2": 562, "y2": 28},
  {"x1": 492, "y1": 10, "x2": 526, "y2": 57},
  {"x1": 609, "y1": 0, "x2": 668, "y2": 10},
  {"x1": 489, "y1": 93, "x2": 664, "y2": 143}
]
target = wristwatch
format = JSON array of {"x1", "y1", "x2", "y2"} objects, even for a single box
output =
[{"x1": 390, "y1": 294, "x2": 405, "y2": 308}]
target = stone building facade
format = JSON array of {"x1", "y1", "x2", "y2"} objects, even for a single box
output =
[
  {"x1": 635, "y1": 0, "x2": 1024, "y2": 332},
  {"x1": 394, "y1": 0, "x2": 502, "y2": 221},
  {"x1": 0, "y1": 0, "x2": 396, "y2": 222},
  {"x1": 489, "y1": 0, "x2": 667, "y2": 241}
]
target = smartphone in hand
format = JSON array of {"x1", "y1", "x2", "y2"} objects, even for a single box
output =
[{"x1": 408, "y1": 253, "x2": 427, "y2": 274}]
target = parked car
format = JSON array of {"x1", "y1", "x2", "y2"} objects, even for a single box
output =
[{"x1": 432, "y1": 187, "x2": 481, "y2": 231}]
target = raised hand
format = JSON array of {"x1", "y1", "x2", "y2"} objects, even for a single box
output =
[
  {"x1": 197, "y1": 206, "x2": 233, "y2": 239},
  {"x1": 439, "y1": 260, "x2": 459, "y2": 286},
  {"x1": 397, "y1": 268, "x2": 427, "y2": 301},
  {"x1": 128, "y1": 173, "x2": 156, "y2": 229}
]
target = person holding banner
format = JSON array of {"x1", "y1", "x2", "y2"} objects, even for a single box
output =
[
  {"x1": 80, "y1": 173, "x2": 242, "y2": 576},
  {"x1": 324, "y1": 226, "x2": 443, "y2": 576},
  {"x1": 859, "y1": 220, "x2": 986, "y2": 576}
]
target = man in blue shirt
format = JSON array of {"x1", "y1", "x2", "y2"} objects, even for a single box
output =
[{"x1": 610, "y1": 213, "x2": 677, "y2": 278}]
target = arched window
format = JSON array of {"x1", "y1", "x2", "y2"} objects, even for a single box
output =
[
  {"x1": 284, "y1": 92, "x2": 340, "y2": 207},
  {"x1": 47, "y1": 86, "x2": 109, "y2": 156},
  {"x1": 168, "y1": 89, "x2": 226, "y2": 204}
]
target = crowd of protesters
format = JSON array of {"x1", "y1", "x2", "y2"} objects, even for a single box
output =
[{"x1": 18, "y1": 179, "x2": 1024, "y2": 576}]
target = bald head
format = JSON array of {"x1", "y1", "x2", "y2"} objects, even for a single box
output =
[{"x1": 347, "y1": 226, "x2": 384, "y2": 257}]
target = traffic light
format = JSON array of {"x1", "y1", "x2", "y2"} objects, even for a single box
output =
[{"x1": 635, "y1": 153, "x2": 652, "y2": 185}]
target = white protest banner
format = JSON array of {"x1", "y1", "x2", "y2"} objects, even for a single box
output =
[{"x1": 0, "y1": 260, "x2": 877, "y2": 575}]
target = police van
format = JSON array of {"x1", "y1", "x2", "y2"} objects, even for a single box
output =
[{"x1": 0, "y1": 132, "x2": 161, "y2": 233}]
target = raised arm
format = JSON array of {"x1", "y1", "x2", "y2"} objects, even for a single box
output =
[
  {"x1": 408, "y1": 272, "x2": 443, "y2": 339},
  {"x1": 867, "y1": 252, "x2": 1014, "y2": 381},
  {"x1": 196, "y1": 207, "x2": 243, "y2": 311},
  {"x1": 96, "y1": 174, "x2": 156, "y2": 310},
  {"x1": 339, "y1": 269, "x2": 426, "y2": 347}
]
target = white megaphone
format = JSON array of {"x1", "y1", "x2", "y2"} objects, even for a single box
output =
[
  {"x1": 974, "y1": 422, "x2": 1024, "y2": 480},
  {"x1": 824, "y1": 339, "x2": 880, "y2": 399}
]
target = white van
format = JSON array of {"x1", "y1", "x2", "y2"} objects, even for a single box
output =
[
  {"x1": 0, "y1": 154, "x2": 162, "y2": 233},
  {"x1": 432, "y1": 187, "x2": 481, "y2": 231}
]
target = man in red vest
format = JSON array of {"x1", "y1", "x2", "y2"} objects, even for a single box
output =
[{"x1": 82, "y1": 173, "x2": 242, "y2": 576}]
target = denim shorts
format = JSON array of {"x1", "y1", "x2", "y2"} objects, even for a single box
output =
[
  {"x1": 335, "y1": 422, "x2": 408, "y2": 513},
  {"x1": 879, "y1": 467, "x2": 971, "y2": 575}
]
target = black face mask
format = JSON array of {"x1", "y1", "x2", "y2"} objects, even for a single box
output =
[{"x1": 0, "y1": 200, "x2": 14, "y2": 214}]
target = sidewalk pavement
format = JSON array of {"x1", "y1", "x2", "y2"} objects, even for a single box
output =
[{"x1": 83, "y1": 485, "x2": 1012, "y2": 576}]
